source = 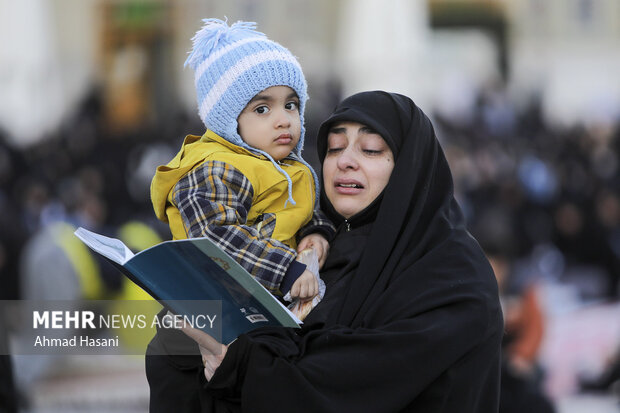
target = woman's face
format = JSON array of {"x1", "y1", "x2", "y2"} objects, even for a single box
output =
[{"x1": 323, "y1": 121, "x2": 394, "y2": 219}]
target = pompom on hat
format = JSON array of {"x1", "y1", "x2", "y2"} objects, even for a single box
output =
[{"x1": 185, "y1": 18, "x2": 314, "y2": 205}]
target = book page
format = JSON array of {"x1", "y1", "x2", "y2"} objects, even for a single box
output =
[{"x1": 74, "y1": 227, "x2": 135, "y2": 265}]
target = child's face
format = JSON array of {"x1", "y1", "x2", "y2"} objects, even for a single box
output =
[{"x1": 237, "y1": 86, "x2": 301, "y2": 161}]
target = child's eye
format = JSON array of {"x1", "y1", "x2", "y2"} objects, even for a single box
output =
[
  {"x1": 285, "y1": 101, "x2": 299, "y2": 111},
  {"x1": 255, "y1": 105, "x2": 270, "y2": 114}
]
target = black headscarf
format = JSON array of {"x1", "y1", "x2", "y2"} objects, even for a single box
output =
[
  {"x1": 316, "y1": 91, "x2": 480, "y2": 326},
  {"x1": 201, "y1": 91, "x2": 503, "y2": 413}
]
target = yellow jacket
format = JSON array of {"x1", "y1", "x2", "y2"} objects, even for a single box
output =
[{"x1": 150, "y1": 130, "x2": 315, "y2": 248}]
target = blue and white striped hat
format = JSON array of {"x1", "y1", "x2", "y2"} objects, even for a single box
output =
[{"x1": 185, "y1": 18, "x2": 308, "y2": 157}]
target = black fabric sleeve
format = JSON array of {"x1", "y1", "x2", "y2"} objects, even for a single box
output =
[{"x1": 202, "y1": 292, "x2": 502, "y2": 413}]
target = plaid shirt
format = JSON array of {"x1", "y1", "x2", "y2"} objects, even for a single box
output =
[{"x1": 171, "y1": 160, "x2": 334, "y2": 293}]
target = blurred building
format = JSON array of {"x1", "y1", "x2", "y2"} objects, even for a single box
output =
[
  {"x1": 0, "y1": 0, "x2": 618, "y2": 147},
  {"x1": 507, "y1": 0, "x2": 620, "y2": 128}
]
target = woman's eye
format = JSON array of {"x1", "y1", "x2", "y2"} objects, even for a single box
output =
[
  {"x1": 361, "y1": 127, "x2": 379, "y2": 135},
  {"x1": 326, "y1": 147, "x2": 344, "y2": 154},
  {"x1": 255, "y1": 106, "x2": 270, "y2": 114},
  {"x1": 363, "y1": 149, "x2": 383, "y2": 155},
  {"x1": 285, "y1": 101, "x2": 299, "y2": 111}
]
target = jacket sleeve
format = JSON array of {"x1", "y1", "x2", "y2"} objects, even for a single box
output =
[
  {"x1": 201, "y1": 284, "x2": 503, "y2": 412},
  {"x1": 171, "y1": 160, "x2": 305, "y2": 294},
  {"x1": 296, "y1": 208, "x2": 336, "y2": 242}
]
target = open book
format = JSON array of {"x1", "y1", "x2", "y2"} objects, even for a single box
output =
[{"x1": 74, "y1": 227, "x2": 300, "y2": 344}]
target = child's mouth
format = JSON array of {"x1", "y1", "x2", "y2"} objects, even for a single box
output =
[{"x1": 275, "y1": 134, "x2": 292, "y2": 144}]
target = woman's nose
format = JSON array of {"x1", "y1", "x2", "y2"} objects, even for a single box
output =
[{"x1": 336, "y1": 149, "x2": 358, "y2": 170}]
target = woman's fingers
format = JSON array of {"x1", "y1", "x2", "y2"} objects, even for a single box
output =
[
  {"x1": 317, "y1": 239, "x2": 329, "y2": 267},
  {"x1": 203, "y1": 359, "x2": 215, "y2": 380},
  {"x1": 200, "y1": 344, "x2": 227, "y2": 381},
  {"x1": 181, "y1": 325, "x2": 223, "y2": 355},
  {"x1": 297, "y1": 238, "x2": 311, "y2": 252}
]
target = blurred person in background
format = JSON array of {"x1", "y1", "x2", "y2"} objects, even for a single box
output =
[
  {"x1": 12, "y1": 170, "x2": 163, "y2": 406},
  {"x1": 0, "y1": 133, "x2": 25, "y2": 413},
  {"x1": 487, "y1": 249, "x2": 555, "y2": 413},
  {"x1": 0, "y1": 292, "x2": 17, "y2": 413}
]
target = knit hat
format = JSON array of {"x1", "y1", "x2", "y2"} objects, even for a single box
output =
[
  {"x1": 185, "y1": 18, "x2": 308, "y2": 154},
  {"x1": 185, "y1": 18, "x2": 315, "y2": 205}
]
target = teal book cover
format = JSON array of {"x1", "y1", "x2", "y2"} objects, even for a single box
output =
[{"x1": 74, "y1": 227, "x2": 300, "y2": 344}]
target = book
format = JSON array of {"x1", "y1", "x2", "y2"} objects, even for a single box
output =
[{"x1": 74, "y1": 227, "x2": 301, "y2": 344}]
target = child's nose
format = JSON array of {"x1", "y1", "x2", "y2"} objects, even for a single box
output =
[{"x1": 275, "y1": 109, "x2": 291, "y2": 128}]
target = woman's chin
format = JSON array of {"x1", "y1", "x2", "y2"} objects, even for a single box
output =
[{"x1": 332, "y1": 199, "x2": 368, "y2": 220}]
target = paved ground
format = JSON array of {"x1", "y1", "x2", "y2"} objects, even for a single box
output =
[
  {"x1": 20, "y1": 355, "x2": 149, "y2": 413},
  {"x1": 17, "y1": 354, "x2": 618, "y2": 412},
  {"x1": 556, "y1": 394, "x2": 619, "y2": 413}
]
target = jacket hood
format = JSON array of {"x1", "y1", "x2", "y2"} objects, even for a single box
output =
[{"x1": 150, "y1": 130, "x2": 257, "y2": 222}]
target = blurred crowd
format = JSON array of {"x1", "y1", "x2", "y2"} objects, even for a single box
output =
[
  {"x1": 0, "y1": 82, "x2": 618, "y2": 410},
  {"x1": 436, "y1": 82, "x2": 620, "y2": 410},
  {"x1": 0, "y1": 87, "x2": 200, "y2": 302},
  {"x1": 438, "y1": 84, "x2": 619, "y2": 302}
]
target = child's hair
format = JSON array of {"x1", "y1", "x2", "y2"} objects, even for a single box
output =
[{"x1": 185, "y1": 18, "x2": 316, "y2": 206}]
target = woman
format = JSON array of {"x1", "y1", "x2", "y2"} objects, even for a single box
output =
[{"x1": 183, "y1": 91, "x2": 504, "y2": 412}]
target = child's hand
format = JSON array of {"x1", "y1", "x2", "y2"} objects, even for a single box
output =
[
  {"x1": 289, "y1": 269, "x2": 318, "y2": 302},
  {"x1": 297, "y1": 233, "x2": 329, "y2": 268}
]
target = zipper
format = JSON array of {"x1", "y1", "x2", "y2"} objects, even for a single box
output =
[{"x1": 344, "y1": 219, "x2": 351, "y2": 232}]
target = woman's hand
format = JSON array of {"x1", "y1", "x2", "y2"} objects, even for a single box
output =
[
  {"x1": 181, "y1": 325, "x2": 228, "y2": 381},
  {"x1": 297, "y1": 233, "x2": 329, "y2": 268},
  {"x1": 289, "y1": 269, "x2": 318, "y2": 302}
]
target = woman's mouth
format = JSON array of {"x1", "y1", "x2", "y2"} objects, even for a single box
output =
[{"x1": 335, "y1": 180, "x2": 364, "y2": 194}]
